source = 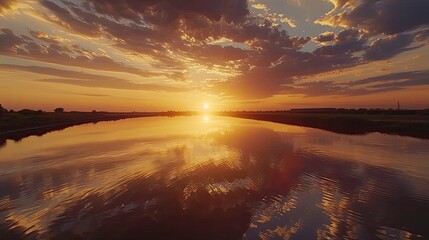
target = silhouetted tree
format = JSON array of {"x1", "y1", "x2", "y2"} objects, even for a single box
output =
[
  {"x1": 0, "y1": 104, "x2": 7, "y2": 113},
  {"x1": 54, "y1": 107, "x2": 64, "y2": 113},
  {"x1": 18, "y1": 109, "x2": 43, "y2": 115}
]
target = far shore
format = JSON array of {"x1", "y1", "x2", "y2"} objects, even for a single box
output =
[
  {"x1": 1, "y1": 109, "x2": 429, "y2": 147},
  {"x1": 221, "y1": 109, "x2": 429, "y2": 139}
]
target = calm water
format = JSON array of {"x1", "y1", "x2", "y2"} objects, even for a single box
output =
[{"x1": 1, "y1": 116, "x2": 429, "y2": 239}]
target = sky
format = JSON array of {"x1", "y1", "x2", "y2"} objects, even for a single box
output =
[{"x1": 0, "y1": 0, "x2": 428, "y2": 111}]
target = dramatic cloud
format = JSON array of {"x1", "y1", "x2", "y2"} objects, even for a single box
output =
[
  {"x1": 1, "y1": 0, "x2": 428, "y2": 103},
  {"x1": 314, "y1": 28, "x2": 365, "y2": 56},
  {"x1": 292, "y1": 71, "x2": 429, "y2": 96},
  {"x1": 349, "y1": 71, "x2": 429, "y2": 89},
  {"x1": 89, "y1": 0, "x2": 250, "y2": 24},
  {"x1": 318, "y1": 0, "x2": 429, "y2": 35},
  {"x1": 0, "y1": 28, "x2": 161, "y2": 78},
  {"x1": 0, "y1": 0, "x2": 17, "y2": 13},
  {"x1": 0, "y1": 27, "x2": 22, "y2": 52},
  {"x1": 314, "y1": 32, "x2": 335, "y2": 43},
  {"x1": 0, "y1": 64, "x2": 186, "y2": 92},
  {"x1": 364, "y1": 34, "x2": 422, "y2": 61}
]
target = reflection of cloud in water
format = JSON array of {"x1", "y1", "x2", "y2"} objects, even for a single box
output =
[{"x1": 0, "y1": 116, "x2": 428, "y2": 239}]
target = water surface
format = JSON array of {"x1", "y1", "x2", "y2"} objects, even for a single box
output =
[{"x1": 1, "y1": 116, "x2": 428, "y2": 239}]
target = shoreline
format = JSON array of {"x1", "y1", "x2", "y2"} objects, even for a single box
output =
[
  {"x1": 221, "y1": 111, "x2": 429, "y2": 140},
  {"x1": 1, "y1": 111, "x2": 429, "y2": 147},
  {"x1": 0, "y1": 112, "x2": 161, "y2": 147}
]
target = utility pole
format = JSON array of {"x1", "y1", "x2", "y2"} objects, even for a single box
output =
[{"x1": 397, "y1": 101, "x2": 400, "y2": 111}]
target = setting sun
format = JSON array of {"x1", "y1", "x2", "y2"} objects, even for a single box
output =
[{"x1": 203, "y1": 103, "x2": 209, "y2": 110}]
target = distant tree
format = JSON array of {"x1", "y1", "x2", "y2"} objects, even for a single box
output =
[
  {"x1": 18, "y1": 109, "x2": 43, "y2": 115},
  {"x1": 0, "y1": 104, "x2": 7, "y2": 113},
  {"x1": 54, "y1": 107, "x2": 64, "y2": 113},
  {"x1": 92, "y1": 110, "x2": 97, "y2": 113}
]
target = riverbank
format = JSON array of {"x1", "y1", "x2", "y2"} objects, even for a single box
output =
[
  {"x1": 0, "y1": 112, "x2": 161, "y2": 146},
  {"x1": 221, "y1": 110, "x2": 429, "y2": 139},
  {"x1": 2, "y1": 110, "x2": 428, "y2": 147}
]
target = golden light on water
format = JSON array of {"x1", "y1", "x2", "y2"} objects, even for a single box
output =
[{"x1": 203, "y1": 114, "x2": 210, "y2": 122}]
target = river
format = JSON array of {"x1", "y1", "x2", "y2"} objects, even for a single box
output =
[{"x1": 1, "y1": 116, "x2": 428, "y2": 239}]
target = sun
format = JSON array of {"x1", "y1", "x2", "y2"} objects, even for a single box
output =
[{"x1": 203, "y1": 103, "x2": 209, "y2": 110}]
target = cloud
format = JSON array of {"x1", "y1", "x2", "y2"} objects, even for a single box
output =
[
  {"x1": 317, "y1": 0, "x2": 429, "y2": 35},
  {"x1": 0, "y1": 64, "x2": 187, "y2": 92},
  {"x1": 279, "y1": 17, "x2": 297, "y2": 28},
  {"x1": 314, "y1": 29, "x2": 365, "y2": 56},
  {"x1": 364, "y1": 34, "x2": 419, "y2": 61},
  {"x1": 291, "y1": 71, "x2": 429, "y2": 96},
  {"x1": 0, "y1": 27, "x2": 23, "y2": 52},
  {"x1": 29, "y1": 31, "x2": 66, "y2": 44},
  {"x1": 88, "y1": 0, "x2": 250, "y2": 24},
  {"x1": 252, "y1": 3, "x2": 268, "y2": 11},
  {"x1": 349, "y1": 71, "x2": 429, "y2": 89},
  {"x1": 37, "y1": 0, "x2": 310, "y2": 83},
  {"x1": 314, "y1": 32, "x2": 335, "y2": 43},
  {"x1": 0, "y1": 28, "x2": 162, "y2": 78},
  {"x1": 2, "y1": 0, "x2": 426, "y2": 100},
  {"x1": 0, "y1": 0, "x2": 17, "y2": 13}
]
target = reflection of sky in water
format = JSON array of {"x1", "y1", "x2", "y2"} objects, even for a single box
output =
[{"x1": 0, "y1": 116, "x2": 428, "y2": 239}]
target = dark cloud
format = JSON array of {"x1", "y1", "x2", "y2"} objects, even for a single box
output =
[
  {"x1": 40, "y1": 0, "x2": 103, "y2": 37},
  {"x1": 314, "y1": 29, "x2": 365, "y2": 56},
  {"x1": 314, "y1": 32, "x2": 335, "y2": 43},
  {"x1": 349, "y1": 71, "x2": 429, "y2": 89},
  {"x1": 364, "y1": 34, "x2": 417, "y2": 61},
  {"x1": 0, "y1": 27, "x2": 22, "y2": 53},
  {"x1": 39, "y1": 0, "x2": 190, "y2": 77},
  {"x1": 0, "y1": 64, "x2": 187, "y2": 92},
  {"x1": 185, "y1": 44, "x2": 249, "y2": 66},
  {"x1": 88, "y1": 0, "x2": 250, "y2": 24},
  {"x1": 291, "y1": 71, "x2": 429, "y2": 97},
  {"x1": 0, "y1": 0, "x2": 17, "y2": 13},
  {"x1": 319, "y1": 0, "x2": 429, "y2": 35},
  {"x1": 416, "y1": 29, "x2": 429, "y2": 42}
]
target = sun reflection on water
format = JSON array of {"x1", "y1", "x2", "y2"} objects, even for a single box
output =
[
  {"x1": 1, "y1": 116, "x2": 429, "y2": 239},
  {"x1": 203, "y1": 114, "x2": 210, "y2": 122}
]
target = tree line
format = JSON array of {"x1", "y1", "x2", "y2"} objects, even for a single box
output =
[{"x1": 0, "y1": 104, "x2": 64, "y2": 114}]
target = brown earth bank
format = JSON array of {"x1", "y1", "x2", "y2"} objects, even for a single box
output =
[{"x1": 220, "y1": 109, "x2": 429, "y2": 139}]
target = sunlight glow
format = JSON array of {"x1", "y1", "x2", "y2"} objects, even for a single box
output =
[
  {"x1": 203, "y1": 114, "x2": 209, "y2": 122},
  {"x1": 203, "y1": 103, "x2": 209, "y2": 110}
]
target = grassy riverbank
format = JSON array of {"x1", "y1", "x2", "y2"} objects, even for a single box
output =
[
  {"x1": 0, "y1": 111, "x2": 201, "y2": 146},
  {"x1": 221, "y1": 110, "x2": 429, "y2": 139},
  {"x1": 0, "y1": 112, "x2": 163, "y2": 146},
  {"x1": 0, "y1": 112, "x2": 160, "y2": 133}
]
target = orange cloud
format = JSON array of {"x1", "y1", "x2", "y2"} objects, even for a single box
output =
[{"x1": 0, "y1": 0, "x2": 17, "y2": 13}]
